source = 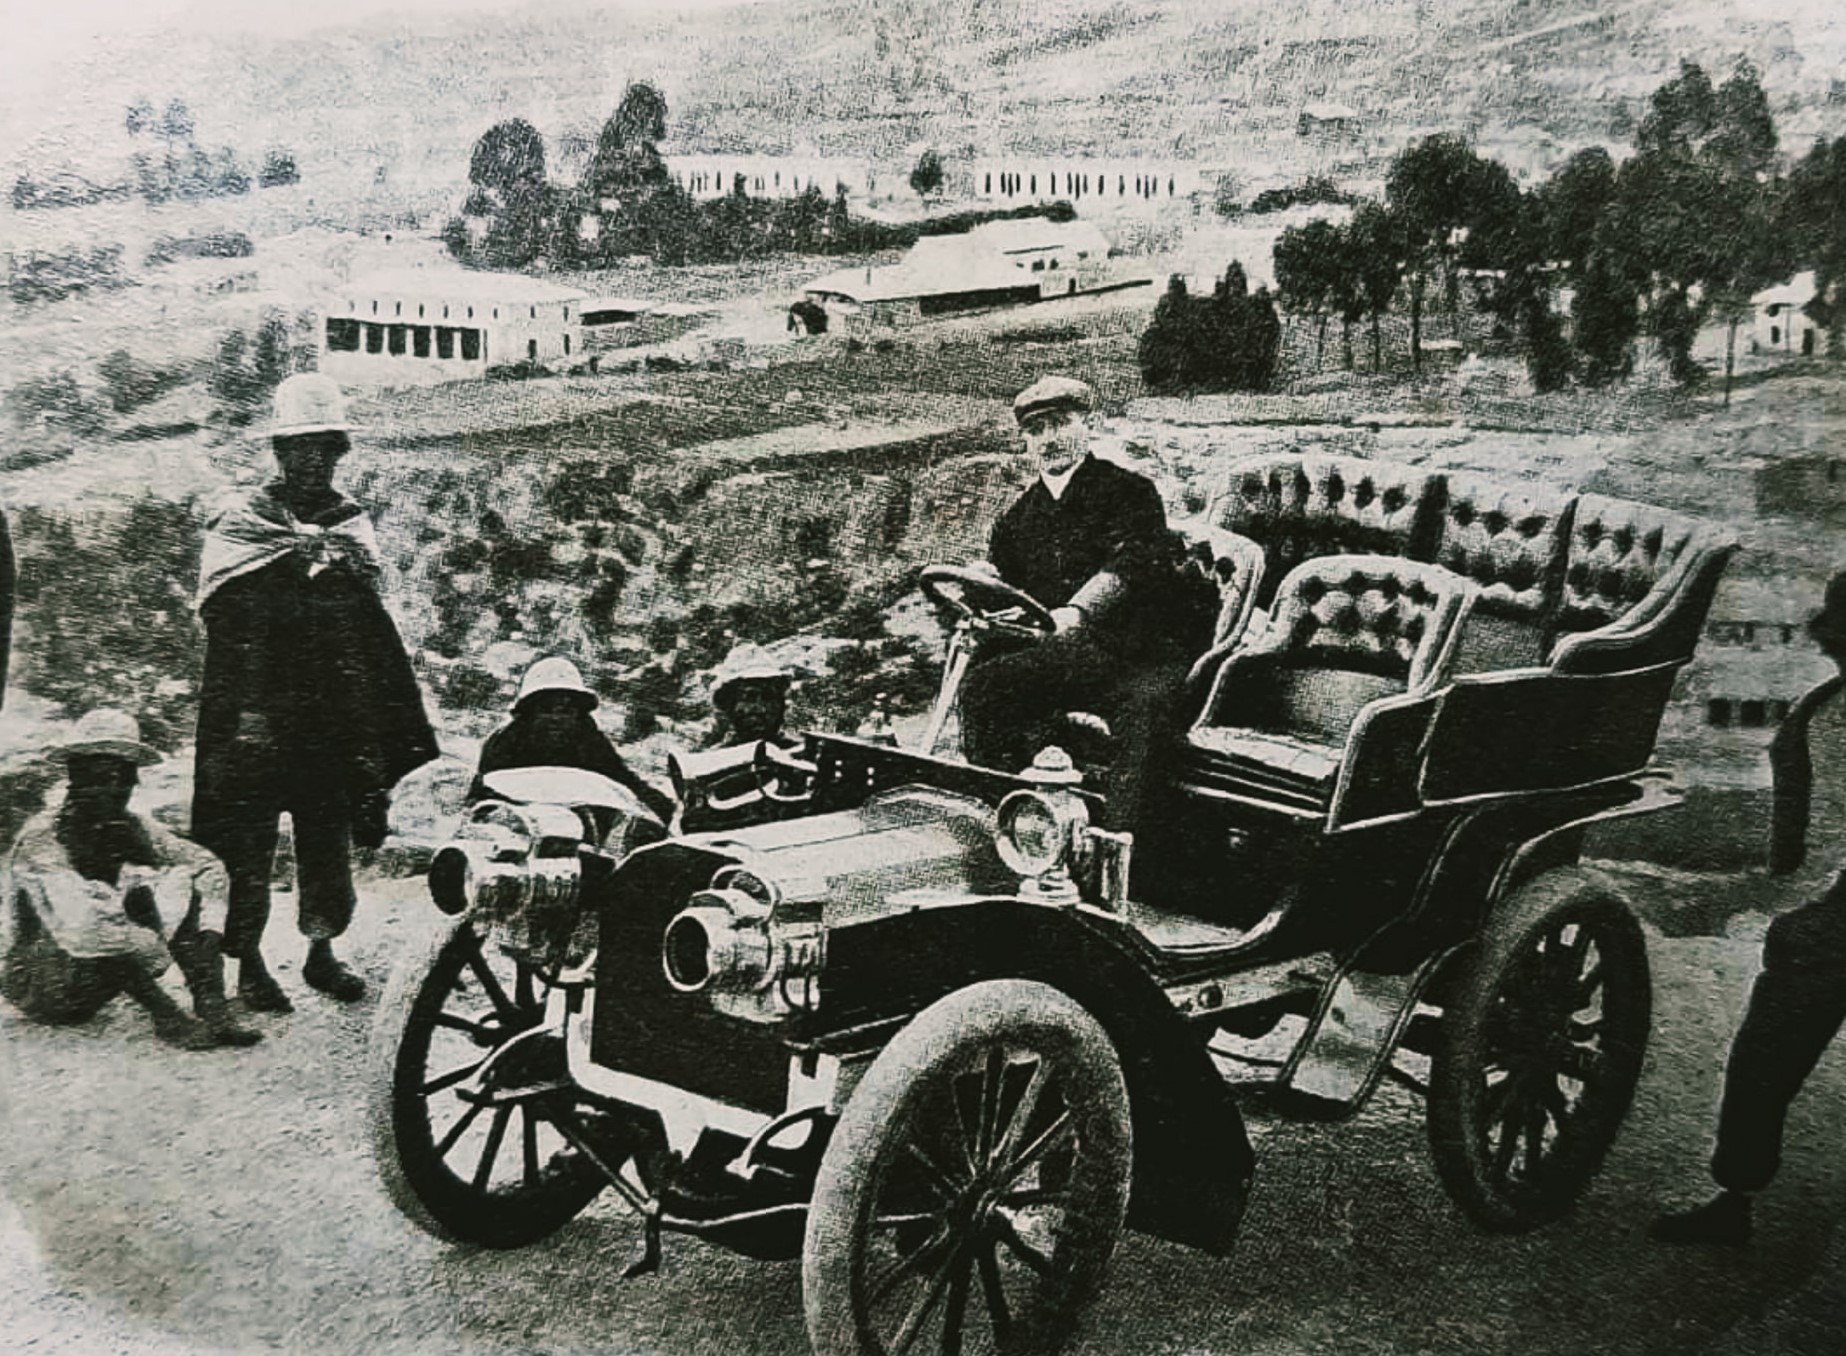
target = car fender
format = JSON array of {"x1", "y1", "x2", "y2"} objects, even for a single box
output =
[{"x1": 818, "y1": 898, "x2": 1254, "y2": 1256}]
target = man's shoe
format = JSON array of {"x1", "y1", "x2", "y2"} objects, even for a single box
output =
[
  {"x1": 237, "y1": 951, "x2": 294, "y2": 1014},
  {"x1": 170, "y1": 929, "x2": 263, "y2": 1047},
  {"x1": 1650, "y1": 1192, "x2": 1754, "y2": 1246},
  {"x1": 146, "y1": 995, "x2": 220, "y2": 1052},
  {"x1": 303, "y1": 944, "x2": 367, "y2": 1003}
]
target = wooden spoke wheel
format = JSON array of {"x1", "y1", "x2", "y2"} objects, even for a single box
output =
[
  {"x1": 369, "y1": 919, "x2": 605, "y2": 1249},
  {"x1": 804, "y1": 980, "x2": 1132, "y2": 1356},
  {"x1": 1427, "y1": 870, "x2": 1652, "y2": 1232}
]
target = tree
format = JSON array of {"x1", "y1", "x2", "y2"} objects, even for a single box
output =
[
  {"x1": 470, "y1": 118, "x2": 547, "y2": 201},
  {"x1": 1347, "y1": 201, "x2": 1404, "y2": 371},
  {"x1": 1573, "y1": 250, "x2": 1640, "y2": 386},
  {"x1": 259, "y1": 149, "x2": 299, "y2": 188},
  {"x1": 1781, "y1": 136, "x2": 1846, "y2": 346},
  {"x1": 125, "y1": 99, "x2": 155, "y2": 137},
  {"x1": 909, "y1": 149, "x2": 944, "y2": 200},
  {"x1": 1387, "y1": 134, "x2": 1490, "y2": 372},
  {"x1": 1540, "y1": 147, "x2": 1617, "y2": 275},
  {"x1": 587, "y1": 81, "x2": 670, "y2": 202},
  {"x1": 159, "y1": 98, "x2": 194, "y2": 148},
  {"x1": 1138, "y1": 275, "x2": 1197, "y2": 392},
  {"x1": 468, "y1": 119, "x2": 553, "y2": 267},
  {"x1": 1273, "y1": 217, "x2": 1342, "y2": 367}
]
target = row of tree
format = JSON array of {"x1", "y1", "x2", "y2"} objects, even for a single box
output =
[{"x1": 1273, "y1": 60, "x2": 1844, "y2": 397}]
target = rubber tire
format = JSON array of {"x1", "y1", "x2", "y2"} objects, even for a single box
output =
[
  {"x1": 1427, "y1": 867, "x2": 1652, "y2": 1233},
  {"x1": 368, "y1": 917, "x2": 602, "y2": 1249},
  {"x1": 803, "y1": 979, "x2": 1132, "y2": 1356}
]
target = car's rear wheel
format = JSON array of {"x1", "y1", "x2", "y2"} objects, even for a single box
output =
[
  {"x1": 368, "y1": 918, "x2": 604, "y2": 1248},
  {"x1": 1427, "y1": 868, "x2": 1651, "y2": 1232},
  {"x1": 803, "y1": 979, "x2": 1132, "y2": 1356}
]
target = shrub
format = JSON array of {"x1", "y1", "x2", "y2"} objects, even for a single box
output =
[{"x1": 7, "y1": 370, "x2": 105, "y2": 436}]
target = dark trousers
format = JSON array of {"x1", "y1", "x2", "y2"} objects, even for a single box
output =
[
  {"x1": 1710, "y1": 871, "x2": 1846, "y2": 1193},
  {"x1": 960, "y1": 630, "x2": 1188, "y2": 834},
  {"x1": 214, "y1": 795, "x2": 358, "y2": 956}
]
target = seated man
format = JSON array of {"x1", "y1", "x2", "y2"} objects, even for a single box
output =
[
  {"x1": 960, "y1": 376, "x2": 1213, "y2": 833},
  {"x1": 470, "y1": 656, "x2": 676, "y2": 825},
  {"x1": 703, "y1": 643, "x2": 796, "y2": 751},
  {"x1": 1, "y1": 709, "x2": 260, "y2": 1050},
  {"x1": 675, "y1": 644, "x2": 801, "y2": 834}
]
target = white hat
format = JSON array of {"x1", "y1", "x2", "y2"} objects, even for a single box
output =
[
  {"x1": 513, "y1": 656, "x2": 598, "y2": 712},
  {"x1": 255, "y1": 373, "x2": 362, "y2": 440},
  {"x1": 712, "y1": 643, "x2": 792, "y2": 704},
  {"x1": 51, "y1": 708, "x2": 160, "y2": 767}
]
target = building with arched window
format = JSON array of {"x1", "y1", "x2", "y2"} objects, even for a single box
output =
[{"x1": 319, "y1": 269, "x2": 585, "y2": 385}]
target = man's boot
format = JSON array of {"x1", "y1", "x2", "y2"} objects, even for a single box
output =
[
  {"x1": 171, "y1": 929, "x2": 263, "y2": 1047},
  {"x1": 1651, "y1": 1190, "x2": 1754, "y2": 1246},
  {"x1": 118, "y1": 964, "x2": 217, "y2": 1052},
  {"x1": 237, "y1": 947, "x2": 294, "y2": 1014},
  {"x1": 303, "y1": 938, "x2": 366, "y2": 1003}
]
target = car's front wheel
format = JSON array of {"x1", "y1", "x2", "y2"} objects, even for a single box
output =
[
  {"x1": 368, "y1": 918, "x2": 605, "y2": 1249},
  {"x1": 803, "y1": 979, "x2": 1132, "y2": 1356}
]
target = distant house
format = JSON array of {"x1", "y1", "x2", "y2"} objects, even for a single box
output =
[
  {"x1": 1751, "y1": 270, "x2": 1827, "y2": 358},
  {"x1": 802, "y1": 219, "x2": 1146, "y2": 333},
  {"x1": 1297, "y1": 103, "x2": 1362, "y2": 140},
  {"x1": 971, "y1": 159, "x2": 1202, "y2": 208},
  {"x1": 320, "y1": 269, "x2": 585, "y2": 385}
]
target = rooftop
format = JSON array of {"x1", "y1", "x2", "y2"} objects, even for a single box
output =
[{"x1": 339, "y1": 267, "x2": 588, "y2": 305}]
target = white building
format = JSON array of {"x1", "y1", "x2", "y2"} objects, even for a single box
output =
[
  {"x1": 803, "y1": 218, "x2": 1144, "y2": 333},
  {"x1": 663, "y1": 154, "x2": 875, "y2": 201},
  {"x1": 320, "y1": 269, "x2": 586, "y2": 385},
  {"x1": 970, "y1": 159, "x2": 1203, "y2": 209},
  {"x1": 1752, "y1": 271, "x2": 1827, "y2": 358}
]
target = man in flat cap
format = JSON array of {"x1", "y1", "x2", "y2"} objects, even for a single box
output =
[{"x1": 960, "y1": 376, "x2": 1205, "y2": 833}]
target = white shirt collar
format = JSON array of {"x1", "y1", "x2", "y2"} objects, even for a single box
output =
[{"x1": 1039, "y1": 453, "x2": 1089, "y2": 501}]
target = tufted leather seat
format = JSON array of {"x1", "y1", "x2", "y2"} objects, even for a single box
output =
[
  {"x1": 1432, "y1": 473, "x2": 1576, "y2": 672},
  {"x1": 1555, "y1": 494, "x2": 1702, "y2": 635},
  {"x1": 1182, "y1": 557, "x2": 1476, "y2": 814},
  {"x1": 1211, "y1": 456, "x2": 1439, "y2": 610}
]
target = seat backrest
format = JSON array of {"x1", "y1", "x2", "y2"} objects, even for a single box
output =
[
  {"x1": 1198, "y1": 527, "x2": 1267, "y2": 648},
  {"x1": 1555, "y1": 494, "x2": 1704, "y2": 636},
  {"x1": 1261, "y1": 555, "x2": 1477, "y2": 697},
  {"x1": 1210, "y1": 455, "x2": 1440, "y2": 608},
  {"x1": 1430, "y1": 473, "x2": 1577, "y2": 671}
]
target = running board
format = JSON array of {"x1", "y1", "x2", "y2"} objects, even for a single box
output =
[{"x1": 1272, "y1": 945, "x2": 1459, "y2": 1118}]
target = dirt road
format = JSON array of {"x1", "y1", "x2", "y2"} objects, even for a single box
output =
[{"x1": 2, "y1": 873, "x2": 1843, "y2": 1356}]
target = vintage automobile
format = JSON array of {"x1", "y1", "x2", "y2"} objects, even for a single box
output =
[{"x1": 371, "y1": 452, "x2": 1737, "y2": 1356}]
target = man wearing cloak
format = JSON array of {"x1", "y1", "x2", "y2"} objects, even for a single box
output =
[{"x1": 192, "y1": 374, "x2": 437, "y2": 1011}]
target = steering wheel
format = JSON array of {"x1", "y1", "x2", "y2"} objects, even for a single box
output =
[{"x1": 919, "y1": 564, "x2": 1057, "y2": 636}]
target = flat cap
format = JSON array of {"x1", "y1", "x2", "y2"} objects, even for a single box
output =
[{"x1": 1012, "y1": 375, "x2": 1094, "y2": 426}]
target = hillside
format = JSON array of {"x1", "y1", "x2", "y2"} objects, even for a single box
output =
[{"x1": 5, "y1": 0, "x2": 1845, "y2": 220}]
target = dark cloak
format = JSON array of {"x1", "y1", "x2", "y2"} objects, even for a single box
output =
[{"x1": 191, "y1": 486, "x2": 437, "y2": 851}]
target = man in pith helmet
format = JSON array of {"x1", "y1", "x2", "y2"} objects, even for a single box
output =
[
  {"x1": 469, "y1": 654, "x2": 675, "y2": 824},
  {"x1": 191, "y1": 373, "x2": 437, "y2": 1011}
]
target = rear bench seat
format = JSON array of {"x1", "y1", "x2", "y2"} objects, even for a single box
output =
[{"x1": 1184, "y1": 452, "x2": 1737, "y2": 824}]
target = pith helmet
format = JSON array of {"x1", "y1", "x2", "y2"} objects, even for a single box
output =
[
  {"x1": 259, "y1": 373, "x2": 361, "y2": 440},
  {"x1": 513, "y1": 656, "x2": 598, "y2": 712},
  {"x1": 712, "y1": 643, "x2": 792, "y2": 706},
  {"x1": 51, "y1": 708, "x2": 161, "y2": 767},
  {"x1": 1012, "y1": 375, "x2": 1094, "y2": 427}
]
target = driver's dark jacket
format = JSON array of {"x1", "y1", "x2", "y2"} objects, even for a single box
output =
[{"x1": 987, "y1": 454, "x2": 1194, "y2": 655}]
